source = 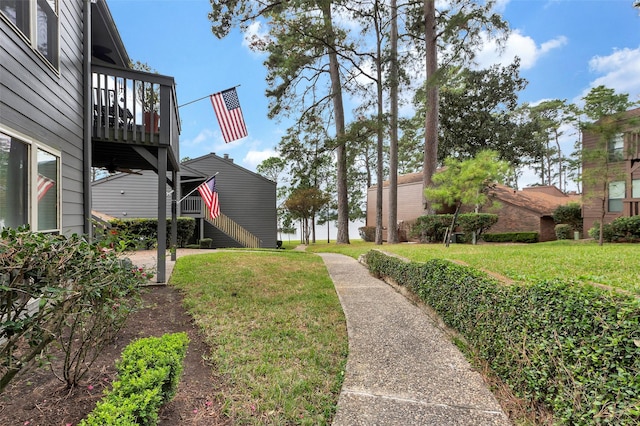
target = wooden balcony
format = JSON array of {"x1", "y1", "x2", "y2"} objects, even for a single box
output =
[
  {"x1": 181, "y1": 196, "x2": 203, "y2": 215},
  {"x1": 623, "y1": 198, "x2": 640, "y2": 217},
  {"x1": 91, "y1": 64, "x2": 180, "y2": 172}
]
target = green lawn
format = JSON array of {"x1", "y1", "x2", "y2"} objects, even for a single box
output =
[
  {"x1": 305, "y1": 239, "x2": 640, "y2": 294},
  {"x1": 170, "y1": 251, "x2": 347, "y2": 425}
]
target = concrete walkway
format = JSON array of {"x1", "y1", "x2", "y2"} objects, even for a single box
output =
[
  {"x1": 128, "y1": 248, "x2": 510, "y2": 424},
  {"x1": 319, "y1": 253, "x2": 510, "y2": 426}
]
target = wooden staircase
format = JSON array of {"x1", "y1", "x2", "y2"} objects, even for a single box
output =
[{"x1": 204, "y1": 210, "x2": 261, "y2": 248}]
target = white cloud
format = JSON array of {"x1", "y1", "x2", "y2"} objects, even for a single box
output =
[
  {"x1": 243, "y1": 148, "x2": 279, "y2": 170},
  {"x1": 585, "y1": 47, "x2": 640, "y2": 100},
  {"x1": 181, "y1": 128, "x2": 216, "y2": 147},
  {"x1": 493, "y1": 0, "x2": 511, "y2": 13},
  {"x1": 474, "y1": 31, "x2": 567, "y2": 70},
  {"x1": 242, "y1": 21, "x2": 269, "y2": 53}
]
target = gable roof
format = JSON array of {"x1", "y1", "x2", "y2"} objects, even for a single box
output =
[
  {"x1": 182, "y1": 153, "x2": 276, "y2": 186},
  {"x1": 488, "y1": 184, "x2": 580, "y2": 216},
  {"x1": 370, "y1": 171, "x2": 579, "y2": 216}
]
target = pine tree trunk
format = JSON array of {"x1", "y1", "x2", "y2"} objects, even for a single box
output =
[
  {"x1": 388, "y1": 0, "x2": 399, "y2": 243},
  {"x1": 321, "y1": 1, "x2": 350, "y2": 244},
  {"x1": 423, "y1": 0, "x2": 438, "y2": 214}
]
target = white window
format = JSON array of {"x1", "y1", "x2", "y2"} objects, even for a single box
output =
[
  {"x1": 608, "y1": 180, "x2": 625, "y2": 213},
  {"x1": 0, "y1": 129, "x2": 60, "y2": 232},
  {"x1": 608, "y1": 133, "x2": 624, "y2": 162},
  {"x1": 633, "y1": 179, "x2": 640, "y2": 199},
  {"x1": 0, "y1": 0, "x2": 59, "y2": 69}
]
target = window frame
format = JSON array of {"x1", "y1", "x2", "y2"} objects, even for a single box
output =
[
  {"x1": 608, "y1": 180, "x2": 625, "y2": 213},
  {"x1": 0, "y1": 0, "x2": 60, "y2": 71},
  {"x1": 608, "y1": 133, "x2": 624, "y2": 162},
  {"x1": 0, "y1": 125, "x2": 61, "y2": 233}
]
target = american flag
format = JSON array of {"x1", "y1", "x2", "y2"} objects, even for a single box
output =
[
  {"x1": 210, "y1": 88, "x2": 248, "y2": 143},
  {"x1": 197, "y1": 176, "x2": 220, "y2": 219},
  {"x1": 37, "y1": 174, "x2": 55, "y2": 201}
]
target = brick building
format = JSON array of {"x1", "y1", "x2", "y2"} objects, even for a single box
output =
[{"x1": 367, "y1": 173, "x2": 580, "y2": 242}]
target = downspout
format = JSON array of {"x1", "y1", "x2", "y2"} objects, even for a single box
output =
[{"x1": 83, "y1": 0, "x2": 92, "y2": 237}]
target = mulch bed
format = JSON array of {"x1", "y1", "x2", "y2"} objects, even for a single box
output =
[{"x1": 0, "y1": 285, "x2": 231, "y2": 425}]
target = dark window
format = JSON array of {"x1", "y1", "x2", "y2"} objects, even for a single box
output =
[
  {"x1": 0, "y1": 133, "x2": 29, "y2": 229},
  {"x1": 36, "y1": 0, "x2": 58, "y2": 67},
  {"x1": 0, "y1": 0, "x2": 30, "y2": 38},
  {"x1": 0, "y1": 0, "x2": 58, "y2": 69}
]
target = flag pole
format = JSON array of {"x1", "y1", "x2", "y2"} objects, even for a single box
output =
[
  {"x1": 178, "y1": 172, "x2": 219, "y2": 203},
  {"x1": 178, "y1": 85, "x2": 242, "y2": 109}
]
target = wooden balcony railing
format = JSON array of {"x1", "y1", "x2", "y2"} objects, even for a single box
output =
[
  {"x1": 91, "y1": 64, "x2": 180, "y2": 156},
  {"x1": 180, "y1": 196, "x2": 262, "y2": 248},
  {"x1": 623, "y1": 198, "x2": 640, "y2": 217},
  {"x1": 181, "y1": 196, "x2": 202, "y2": 215},
  {"x1": 204, "y1": 210, "x2": 262, "y2": 249}
]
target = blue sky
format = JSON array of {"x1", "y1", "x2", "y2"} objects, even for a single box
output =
[{"x1": 107, "y1": 0, "x2": 640, "y2": 186}]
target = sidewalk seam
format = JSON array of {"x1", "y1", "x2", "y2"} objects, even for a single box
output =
[{"x1": 341, "y1": 388, "x2": 506, "y2": 416}]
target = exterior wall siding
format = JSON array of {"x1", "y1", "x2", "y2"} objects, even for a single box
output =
[
  {"x1": 92, "y1": 172, "x2": 172, "y2": 218},
  {"x1": 367, "y1": 182, "x2": 424, "y2": 229},
  {"x1": 92, "y1": 154, "x2": 278, "y2": 248},
  {"x1": 0, "y1": 1, "x2": 86, "y2": 234},
  {"x1": 184, "y1": 155, "x2": 277, "y2": 248}
]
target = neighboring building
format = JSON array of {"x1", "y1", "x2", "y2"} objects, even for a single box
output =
[
  {"x1": 93, "y1": 153, "x2": 278, "y2": 249},
  {"x1": 367, "y1": 172, "x2": 579, "y2": 242},
  {"x1": 1, "y1": 1, "x2": 180, "y2": 281},
  {"x1": 581, "y1": 107, "x2": 640, "y2": 232}
]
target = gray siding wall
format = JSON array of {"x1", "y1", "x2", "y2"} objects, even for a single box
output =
[
  {"x1": 92, "y1": 154, "x2": 278, "y2": 248},
  {"x1": 185, "y1": 155, "x2": 277, "y2": 248},
  {"x1": 0, "y1": 2, "x2": 86, "y2": 234},
  {"x1": 92, "y1": 172, "x2": 172, "y2": 218}
]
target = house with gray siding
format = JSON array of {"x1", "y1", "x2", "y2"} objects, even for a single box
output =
[
  {"x1": 92, "y1": 153, "x2": 278, "y2": 249},
  {"x1": 1, "y1": 0, "x2": 181, "y2": 282}
]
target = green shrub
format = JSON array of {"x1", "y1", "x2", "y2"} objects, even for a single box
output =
[
  {"x1": 99, "y1": 217, "x2": 196, "y2": 250},
  {"x1": 482, "y1": 232, "x2": 538, "y2": 243},
  {"x1": 554, "y1": 224, "x2": 572, "y2": 240},
  {"x1": 199, "y1": 238, "x2": 212, "y2": 249},
  {"x1": 610, "y1": 216, "x2": 640, "y2": 242},
  {"x1": 358, "y1": 226, "x2": 376, "y2": 242},
  {"x1": 80, "y1": 332, "x2": 189, "y2": 426},
  {"x1": 363, "y1": 250, "x2": 640, "y2": 425},
  {"x1": 410, "y1": 214, "x2": 453, "y2": 243},
  {"x1": 457, "y1": 213, "x2": 498, "y2": 241},
  {"x1": 588, "y1": 222, "x2": 615, "y2": 242},
  {"x1": 0, "y1": 227, "x2": 144, "y2": 392},
  {"x1": 553, "y1": 202, "x2": 583, "y2": 233}
]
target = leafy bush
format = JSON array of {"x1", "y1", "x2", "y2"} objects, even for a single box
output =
[
  {"x1": 81, "y1": 333, "x2": 189, "y2": 426},
  {"x1": 553, "y1": 202, "x2": 583, "y2": 233},
  {"x1": 410, "y1": 214, "x2": 453, "y2": 243},
  {"x1": 482, "y1": 232, "x2": 538, "y2": 243},
  {"x1": 98, "y1": 217, "x2": 196, "y2": 250},
  {"x1": 588, "y1": 217, "x2": 640, "y2": 243},
  {"x1": 456, "y1": 213, "x2": 498, "y2": 240},
  {"x1": 363, "y1": 250, "x2": 640, "y2": 425},
  {"x1": 0, "y1": 227, "x2": 144, "y2": 392},
  {"x1": 199, "y1": 238, "x2": 212, "y2": 249},
  {"x1": 554, "y1": 224, "x2": 573, "y2": 240},
  {"x1": 358, "y1": 226, "x2": 376, "y2": 242},
  {"x1": 609, "y1": 216, "x2": 640, "y2": 242}
]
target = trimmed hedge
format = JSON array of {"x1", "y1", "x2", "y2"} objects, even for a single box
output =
[
  {"x1": 99, "y1": 217, "x2": 196, "y2": 250},
  {"x1": 80, "y1": 332, "x2": 189, "y2": 426},
  {"x1": 482, "y1": 232, "x2": 538, "y2": 243},
  {"x1": 554, "y1": 224, "x2": 573, "y2": 240},
  {"x1": 364, "y1": 250, "x2": 640, "y2": 425}
]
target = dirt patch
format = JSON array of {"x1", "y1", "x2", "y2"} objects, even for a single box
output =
[{"x1": 0, "y1": 285, "x2": 231, "y2": 426}]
